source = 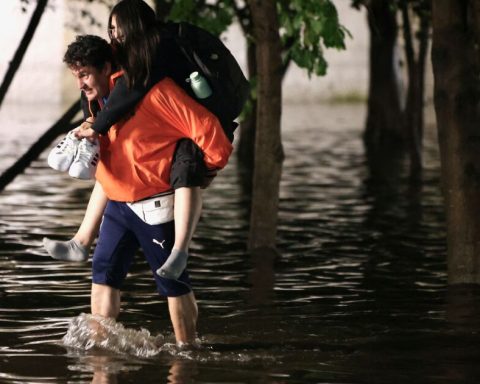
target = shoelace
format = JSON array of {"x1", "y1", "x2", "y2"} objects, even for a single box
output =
[{"x1": 75, "y1": 140, "x2": 98, "y2": 166}]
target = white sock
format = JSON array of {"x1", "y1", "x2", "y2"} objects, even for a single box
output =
[
  {"x1": 156, "y1": 249, "x2": 188, "y2": 280},
  {"x1": 43, "y1": 237, "x2": 89, "y2": 262}
]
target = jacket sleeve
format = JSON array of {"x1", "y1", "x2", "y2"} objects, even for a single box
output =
[
  {"x1": 158, "y1": 80, "x2": 233, "y2": 170},
  {"x1": 91, "y1": 76, "x2": 148, "y2": 135}
]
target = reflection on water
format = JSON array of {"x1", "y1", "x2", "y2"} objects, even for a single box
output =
[{"x1": 2, "y1": 103, "x2": 480, "y2": 383}]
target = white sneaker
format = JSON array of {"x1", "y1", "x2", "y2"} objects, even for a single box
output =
[
  {"x1": 68, "y1": 138, "x2": 100, "y2": 180},
  {"x1": 47, "y1": 131, "x2": 80, "y2": 172}
]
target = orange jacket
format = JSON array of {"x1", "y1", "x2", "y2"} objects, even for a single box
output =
[{"x1": 95, "y1": 76, "x2": 233, "y2": 202}]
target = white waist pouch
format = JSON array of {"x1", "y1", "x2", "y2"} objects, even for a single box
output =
[{"x1": 126, "y1": 193, "x2": 174, "y2": 225}]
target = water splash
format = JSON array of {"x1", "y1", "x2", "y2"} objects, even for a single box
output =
[
  {"x1": 63, "y1": 313, "x2": 164, "y2": 358},
  {"x1": 62, "y1": 314, "x2": 273, "y2": 364}
]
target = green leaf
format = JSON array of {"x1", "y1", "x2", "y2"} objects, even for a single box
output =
[
  {"x1": 164, "y1": 0, "x2": 348, "y2": 78},
  {"x1": 278, "y1": 0, "x2": 348, "y2": 77}
]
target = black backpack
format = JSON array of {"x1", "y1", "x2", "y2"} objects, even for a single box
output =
[{"x1": 162, "y1": 22, "x2": 250, "y2": 141}]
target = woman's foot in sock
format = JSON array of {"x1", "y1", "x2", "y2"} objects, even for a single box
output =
[
  {"x1": 156, "y1": 249, "x2": 188, "y2": 280},
  {"x1": 43, "y1": 237, "x2": 89, "y2": 262}
]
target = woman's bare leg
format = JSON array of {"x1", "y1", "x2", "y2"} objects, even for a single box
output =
[
  {"x1": 173, "y1": 187, "x2": 203, "y2": 251},
  {"x1": 43, "y1": 181, "x2": 108, "y2": 261},
  {"x1": 157, "y1": 187, "x2": 202, "y2": 279},
  {"x1": 74, "y1": 181, "x2": 108, "y2": 248}
]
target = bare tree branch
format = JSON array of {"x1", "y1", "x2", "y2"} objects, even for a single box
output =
[
  {"x1": 0, "y1": 99, "x2": 81, "y2": 191},
  {"x1": 0, "y1": 0, "x2": 48, "y2": 108}
]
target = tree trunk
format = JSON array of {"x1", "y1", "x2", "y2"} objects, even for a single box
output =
[
  {"x1": 401, "y1": 3, "x2": 430, "y2": 182},
  {"x1": 431, "y1": 0, "x2": 480, "y2": 284},
  {"x1": 247, "y1": 0, "x2": 284, "y2": 252},
  {"x1": 364, "y1": 0, "x2": 404, "y2": 152},
  {"x1": 0, "y1": 100, "x2": 81, "y2": 191},
  {"x1": 0, "y1": 0, "x2": 48, "y2": 108},
  {"x1": 411, "y1": 15, "x2": 429, "y2": 181},
  {"x1": 237, "y1": 41, "x2": 257, "y2": 197}
]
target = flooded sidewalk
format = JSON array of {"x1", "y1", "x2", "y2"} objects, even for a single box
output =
[{"x1": 1, "y1": 102, "x2": 477, "y2": 383}]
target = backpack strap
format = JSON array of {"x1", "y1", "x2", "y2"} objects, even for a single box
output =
[{"x1": 168, "y1": 22, "x2": 213, "y2": 77}]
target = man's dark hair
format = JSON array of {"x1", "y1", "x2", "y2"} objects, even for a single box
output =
[{"x1": 63, "y1": 35, "x2": 113, "y2": 70}]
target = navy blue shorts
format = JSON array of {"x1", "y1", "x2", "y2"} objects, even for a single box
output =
[{"x1": 92, "y1": 201, "x2": 191, "y2": 297}]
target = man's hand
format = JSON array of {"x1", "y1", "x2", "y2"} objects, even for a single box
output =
[{"x1": 73, "y1": 121, "x2": 99, "y2": 142}]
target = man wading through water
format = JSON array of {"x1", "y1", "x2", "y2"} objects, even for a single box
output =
[{"x1": 50, "y1": 34, "x2": 231, "y2": 345}]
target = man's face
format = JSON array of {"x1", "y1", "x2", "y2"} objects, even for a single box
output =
[{"x1": 70, "y1": 63, "x2": 111, "y2": 101}]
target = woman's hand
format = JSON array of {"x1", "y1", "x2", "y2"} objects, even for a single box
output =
[{"x1": 73, "y1": 121, "x2": 99, "y2": 142}]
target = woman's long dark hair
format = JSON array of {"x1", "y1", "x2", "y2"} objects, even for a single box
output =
[{"x1": 108, "y1": 0, "x2": 161, "y2": 88}]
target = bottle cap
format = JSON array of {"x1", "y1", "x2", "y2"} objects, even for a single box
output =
[{"x1": 190, "y1": 71, "x2": 200, "y2": 81}]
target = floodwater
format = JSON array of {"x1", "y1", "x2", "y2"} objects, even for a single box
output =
[{"x1": 1, "y1": 102, "x2": 480, "y2": 383}]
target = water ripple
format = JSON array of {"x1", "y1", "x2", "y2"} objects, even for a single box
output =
[{"x1": 0, "y1": 104, "x2": 468, "y2": 383}]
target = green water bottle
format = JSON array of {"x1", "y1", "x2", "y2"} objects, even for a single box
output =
[{"x1": 189, "y1": 71, "x2": 212, "y2": 99}]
